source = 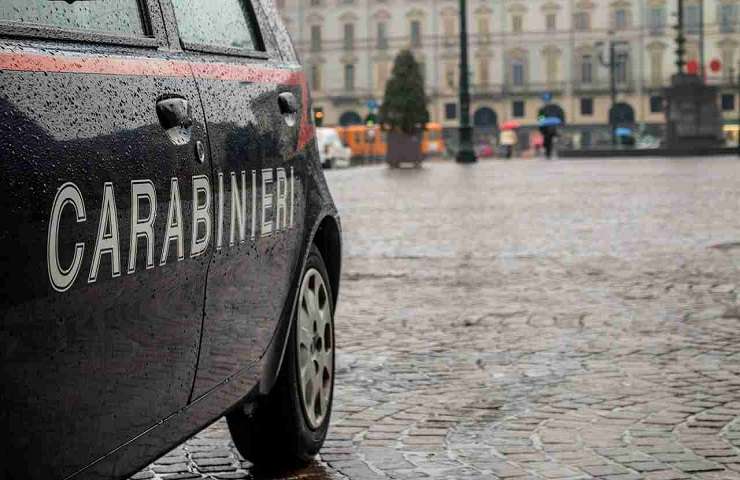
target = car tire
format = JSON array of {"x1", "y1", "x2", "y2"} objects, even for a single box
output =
[{"x1": 227, "y1": 244, "x2": 335, "y2": 466}]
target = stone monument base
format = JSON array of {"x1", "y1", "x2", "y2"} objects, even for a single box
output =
[{"x1": 664, "y1": 73, "x2": 723, "y2": 149}]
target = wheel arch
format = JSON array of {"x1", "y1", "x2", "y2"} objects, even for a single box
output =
[
  {"x1": 257, "y1": 213, "x2": 341, "y2": 396},
  {"x1": 311, "y1": 215, "x2": 342, "y2": 309}
]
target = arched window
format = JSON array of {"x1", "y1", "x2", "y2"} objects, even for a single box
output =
[
  {"x1": 339, "y1": 111, "x2": 362, "y2": 126},
  {"x1": 538, "y1": 104, "x2": 566, "y2": 124},
  {"x1": 473, "y1": 107, "x2": 498, "y2": 127},
  {"x1": 609, "y1": 102, "x2": 635, "y2": 126}
]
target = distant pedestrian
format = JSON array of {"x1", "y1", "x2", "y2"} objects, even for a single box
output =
[
  {"x1": 540, "y1": 125, "x2": 557, "y2": 159},
  {"x1": 500, "y1": 129, "x2": 517, "y2": 159}
]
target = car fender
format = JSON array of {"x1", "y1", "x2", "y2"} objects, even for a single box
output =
[{"x1": 258, "y1": 208, "x2": 341, "y2": 396}]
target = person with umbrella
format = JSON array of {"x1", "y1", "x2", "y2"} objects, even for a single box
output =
[
  {"x1": 500, "y1": 120, "x2": 520, "y2": 159},
  {"x1": 538, "y1": 115, "x2": 561, "y2": 159}
]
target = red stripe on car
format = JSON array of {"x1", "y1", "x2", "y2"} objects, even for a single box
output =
[{"x1": 0, "y1": 51, "x2": 315, "y2": 151}]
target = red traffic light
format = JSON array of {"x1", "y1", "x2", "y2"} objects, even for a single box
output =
[
  {"x1": 686, "y1": 59, "x2": 699, "y2": 75},
  {"x1": 710, "y1": 58, "x2": 722, "y2": 73}
]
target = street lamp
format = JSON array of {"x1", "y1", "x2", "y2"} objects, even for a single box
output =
[
  {"x1": 456, "y1": 0, "x2": 477, "y2": 163},
  {"x1": 596, "y1": 35, "x2": 628, "y2": 147},
  {"x1": 675, "y1": 0, "x2": 686, "y2": 74},
  {"x1": 737, "y1": 61, "x2": 740, "y2": 156}
]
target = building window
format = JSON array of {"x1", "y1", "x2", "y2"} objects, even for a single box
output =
[
  {"x1": 410, "y1": 20, "x2": 422, "y2": 47},
  {"x1": 344, "y1": 63, "x2": 355, "y2": 91},
  {"x1": 650, "y1": 50, "x2": 663, "y2": 86},
  {"x1": 478, "y1": 16, "x2": 490, "y2": 39},
  {"x1": 310, "y1": 64, "x2": 321, "y2": 90},
  {"x1": 445, "y1": 102, "x2": 457, "y2": 120},
  {"x1": 722, "y1": 48, "x2": 736, "y2": 81},
  {"x1": 478, "y1": 58, "x2": 490, "y2": 85},
  {"x1": 512, "y1": 60, "x2": 525, "y2": 86},
  {"x1": 377, "y1": 22, "x2": 388, "y2": 49},
  {"x1": 512, "y1": 14, "x2": 523, "y2": 33},
  {"x1": 545, "y1": 51, "x2": 559, "y2": 83},
  {"x1": 684, "y1": 5, "x2": 700, "y2": 34},
  {"x1": 445, "y1": 62, "x2": 456, "y2": 89},
  {"x1": 719, "y1": 4, "x2": 738, "y2": 33},
  {"x1": 650, "y1": 95, "x2": 664, "y2": 113},
  {"x1": 512, "y1": 100, "x2": 525, "y2": 118},
  {"x1": 722, "y1": 94, "x2": 736, "y2": 111},
  {"x1": 343, "y1": 23, "x2": 354, "y2": 50},
  {"x1": 310, "y1": 0, "x2": 321, "y2": 6},
  {"x1": 648, "y1": 6, "x2": 666, "y2": 34},
  {"x1": 546, "y1": 13, "x2": 557, "y2": 31},
  {"x1": 614, "y1": 9, "x2": 628, "y2": 30},
  {"x1": 376, "y1": 61, "x2": 390, "y2": 90},
  {"x1": 580, "y1": 97, "x2": 593, "y2": 115},
  {"x1": 581, "y1": 54, "x2": 593, "y2": 83},
  {"x1": 443, "y1": 15, "x2": 456, "y2": 40},
  {"x1": 574, "y1": 11, "x2": 590, "y2": 31},
  {"x1": 417, "y1": 61, "x2": 426, "y2": 83},
  {"x1": 615, "y1": 53, "x2": 629, "y2": 84},
  {"x1": 310, "y1": 25, "x2": 321, "y2": 51}
]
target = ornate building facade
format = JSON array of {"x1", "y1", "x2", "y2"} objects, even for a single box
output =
[{"x1": 276, "y1": 0, "x2": 739, "y2": 146}]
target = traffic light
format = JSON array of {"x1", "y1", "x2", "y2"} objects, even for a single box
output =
[{"x1": 314, "y1": 108, "x2": 324, "y2": 127}]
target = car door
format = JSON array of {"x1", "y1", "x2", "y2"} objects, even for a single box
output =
[
  {"x1": 164, "y1": 0, "x2": 307, "y2": 400},
  {"x1": 0, "y1": 1, "x2": 210, "y2": 478}
]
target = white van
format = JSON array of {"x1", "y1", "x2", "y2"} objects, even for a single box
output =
[{"x1": 316, "y1": 127, "x2": 352, "y2": 168}]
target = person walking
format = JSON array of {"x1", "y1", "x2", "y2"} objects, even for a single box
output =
[
  {"x1": 500, "y1": 128, "x2": 517, "y2": 159},
  {"x1": 540, "y1": 125, "x2": 557, "y2": 159}
]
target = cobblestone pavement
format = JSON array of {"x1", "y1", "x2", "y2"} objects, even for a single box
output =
[{"x1": 135, "y1": 156, "x2": 740, "y2": 480}]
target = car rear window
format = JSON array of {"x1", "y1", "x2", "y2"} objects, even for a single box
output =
[
  {"x1": 0, "y1": 0, "x2": 146, "y2": 36},
  {"x1": 171, "y1": 0, "x2": 262, "y2": 52}
]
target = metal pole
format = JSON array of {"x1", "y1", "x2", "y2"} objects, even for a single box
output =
[
  {"x1": 610, "y1": 41, "x2": 617, "y2": 146},
  {"x1": 676, "y1": 0, "x2": 686, "y2": 74},
  {"x1": 699, "y1": 0, "x2": 705, "y2": 80},
  {"x1": 456, "y1": 0, "x2": 477, "y2": 163}
]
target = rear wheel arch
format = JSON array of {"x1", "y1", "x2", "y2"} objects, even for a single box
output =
[
  {"x1": 257, "y1": 214, "x2": 341, "y2": 396},
  {"x1": 311, "y1": 215, "x2": 341, "y2": 310}
]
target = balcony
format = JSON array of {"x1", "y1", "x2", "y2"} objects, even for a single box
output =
[
  {"x1": 466, "y1": 82, "x2": 568, "y2": 100},
  {"x1": 502, "y1": 81, "x2": 567, "y2": 97},
  {"x1": 326, "y1": 88, "x2": 372, "y2": 106},
  {"x1": 470, "y1": 83, "x2": 504, "y2": 100},
  {"x1": 573, "y1": 80, "x2": 635, "y2": 94}
]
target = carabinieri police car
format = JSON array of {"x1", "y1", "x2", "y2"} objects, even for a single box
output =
[{"x1": 0, "y1": 1, "x2": 341, "y2": 478}]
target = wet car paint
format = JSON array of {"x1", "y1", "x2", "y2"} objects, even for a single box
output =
[{"x1": 0, "y1": 1, "x2": 341, "y2": 479}]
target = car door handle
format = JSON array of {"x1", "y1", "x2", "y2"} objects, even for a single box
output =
[
  {"x1": 156, "y1": 97, "x2": 193, "y2": 130},
  {"x1": 278, "y1": 92, "x2": 298, "y2": 115}
]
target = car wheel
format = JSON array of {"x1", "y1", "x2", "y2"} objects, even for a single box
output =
[{"x1": 227, "y1": 244, "x2": 335, "y2": 466}]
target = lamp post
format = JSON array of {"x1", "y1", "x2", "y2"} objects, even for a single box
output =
[
  {"x1": 675, "y1": 0, "x2": 686, "y2": 74},
  {"x1": 456, "y1": 0, "x2": 477, "y2": 163},
  {"x1": 699, "y1": 0, "x2": 705, "y2": 80},
  {"x1": 597, "y1": 36, "x2": 628, "y2": 147},
  {"x1": 737, "y1": 62, "x2": 740, "y2": 156}
]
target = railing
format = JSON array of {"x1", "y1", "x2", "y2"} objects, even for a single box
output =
[
  {"x1": 325, "y1": 88, "x2": 373, "y2": 105},
  {"x1": 573, "y1": 80, "x2": 635, "y2": 93},
  {"x1": 502, "y1": 81, "x2": 568, "y2": 96}
]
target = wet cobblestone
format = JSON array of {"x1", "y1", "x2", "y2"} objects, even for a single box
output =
[{"x1": 135, "y1": 157, "x2": 740, "y2": 480}]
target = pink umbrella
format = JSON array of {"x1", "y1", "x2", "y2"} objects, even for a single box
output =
[{"x1": 501, "y1": 120, "x2": 521, "y2": 131}]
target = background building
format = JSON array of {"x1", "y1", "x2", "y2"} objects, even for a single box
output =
[{"x1": 276, "y1": 0, "x2": 739, "y2": 148}]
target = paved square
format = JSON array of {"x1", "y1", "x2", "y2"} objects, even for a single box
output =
[{"x1": 134, "y1": 156, "x2": 740, "y2": 480}]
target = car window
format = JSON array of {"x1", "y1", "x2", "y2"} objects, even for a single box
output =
[
  {"x1": 171, "y1": 0, "x2": 261, "y2": 52},
  {"x1": 0, "y1": 0, "x2": 145, "y2": 36}
]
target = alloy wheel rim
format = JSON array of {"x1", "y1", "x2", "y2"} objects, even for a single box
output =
[{"x1": 297, "y1": 268, "x2": 333, "y2": 429}]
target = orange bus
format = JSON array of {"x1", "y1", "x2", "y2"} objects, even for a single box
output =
[
  {"x1": 336, "y1": 123, "x2": 446, "y2": 161},
  {"x1": 336, "y1": 125, "x2": 386, "y2": 161},
  {"x1": 421, "y1": 123, "x2": 445, "y2": 156}
]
